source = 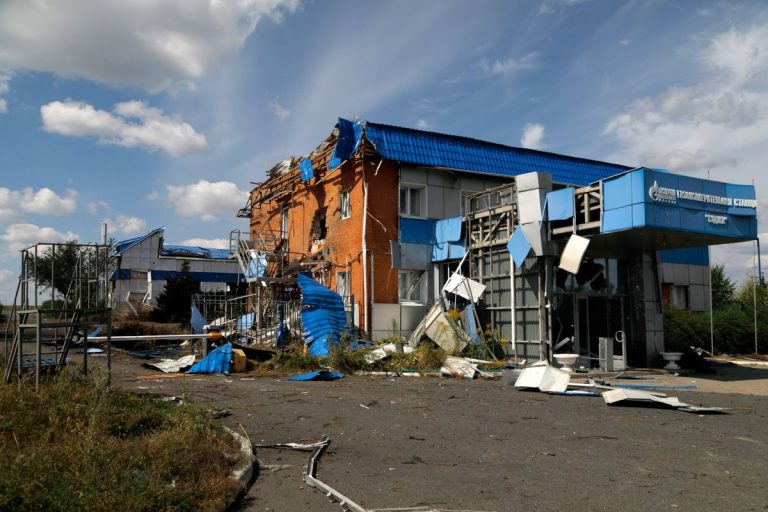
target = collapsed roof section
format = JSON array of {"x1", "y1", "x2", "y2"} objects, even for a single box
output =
[{"x1": 113, "y1": 227, "x2": 232, "y2": 260}]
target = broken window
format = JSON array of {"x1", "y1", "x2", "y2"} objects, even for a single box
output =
[
  {"x1": 339, "y1": 189, "x2": 350, "y2": 219},
  {"x1": 666, "y1": 284, "x2": 689, "y2": 309},
  {"x1": 336, "y1": 270, "x2": 350, "y2": 303},
  {"x1": 399, "y1": 186, "x2": 423, "y2": 217},
  {"x1": 398, "y1": 270, "x2": 425, "y2": 303},
  {"x1": 280, "y1": 206, "x2": 289, "y2": 240},
  {"x1": 311, "y1": 207, "x2": 327, "y2": 240}
]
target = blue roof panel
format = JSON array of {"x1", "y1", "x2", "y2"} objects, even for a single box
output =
[{"x1": 364, "y1": 122, "x2": 630, "y2": 186}]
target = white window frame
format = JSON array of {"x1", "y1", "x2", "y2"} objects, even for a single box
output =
[
  {"x1": 399, "y1": 270, "x2": 426, "y2": 304},
  {"x1": 339, "y1": 189, "x2": 351, "y2": 220},
  {"x1": 280, "y1": 206, "x2": 289, "y2": 240},
  {"x1": 399, "y1": 184, "x2": 425, "y2": 218},
  {"x1": 336, "y1": 270, "x2": 351, "y2": 308},
  {"x1": 669, "y1": 284, "x2": 689, "y2": 309}
]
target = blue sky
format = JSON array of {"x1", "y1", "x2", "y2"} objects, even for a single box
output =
[{"x1": 1, "y1": 0, "x2": 768, "y2": 301}]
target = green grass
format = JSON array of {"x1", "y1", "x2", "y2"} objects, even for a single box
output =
[{"x1": 0, "y1": 373, "x2": 241, "y2": 512}]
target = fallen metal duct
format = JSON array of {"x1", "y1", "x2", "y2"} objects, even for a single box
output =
[{"x1": 257, "y1": 437, "x2": 493, "y2": 512}]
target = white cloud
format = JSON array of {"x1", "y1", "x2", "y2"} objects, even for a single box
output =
[
  {"x1": 269, "y1": 97, "x2": 291, "y2": 121},
  {"x1": 415, "y1": 119, "x2": 430, "y2": 129},
  {"x1": 0, "y1": 269, "x2": 15, "y2": 303},
  {"x1": 41, "y1": 100, "x2": 208, "y2": 156},
  {"x1": 0, "y1": 187, "x2": 78, "y2": 221},
  {"x1": 179, "y1": 238, "x2": 229, "y2": 249},
  {"x1": 146, "y1": 190, "x2": 160, "y2": 201},
  {"x1": 603, "y1": 24, "x2": 768, "y2": 174},
  {"x1": 2, "y1": 224, "x2": 79, "y2": 252},
  {"x1": 165, "y1": 180, "x2": 248, "y2": 222},
  {"x1": 603, "y1": 23, "x2": 768, "y2": 280},
  {"x1": 520, "y1": 123, "x2": 545, "y2": 149},
  {"x1": 619, "y1": 39, "x2": 630, "y2": 46},
  {"x1": 481, "y1": 52, "x2": 540, "y2": 75},
  {"x1": 86, "y1": 200, "x2": 110, "y2": 215},
  {"x1": 0, "y1": 0, "x2": 300, "y2": 92},
  {"x1": 0, "y1": 99, "x2": 7, "y2": 114},
  {"x1": 704, "y1": 25, "x2": 768, "y2": 86},
  {"x1": 104, "y1": 215, "x2": 148, "y2": 236}
]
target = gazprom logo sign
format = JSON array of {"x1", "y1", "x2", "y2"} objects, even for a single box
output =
[
  {"x1": 648, "y1": 181, "x2": 677, "y2": 204},
  {"x1": 647, "y1": 180, "x2": 757, "y2": 208}
]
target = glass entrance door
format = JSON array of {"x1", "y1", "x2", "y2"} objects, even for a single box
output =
[{"x1": 576, "y1": 296, "x2": 625, "y2": 367}]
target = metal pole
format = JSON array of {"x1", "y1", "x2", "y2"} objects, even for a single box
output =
[
  {"x1": 754, "y1": 240, "x2": 759, "y2": 354},
  {"x1": 82, "y1": 323, "x2": 88, "y2": 377},
  {"x1": 708, "y1": 245, "x2": 714, "y2": 356},
  {"x1": 35, "y1": 311, "x2": 41, "y2": 391},
  {"x1": 107, "y1": 307, "x2": 112, "y2": 387}
]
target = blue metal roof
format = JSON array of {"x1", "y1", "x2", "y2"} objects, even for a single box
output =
[
  {"x1": 113, "y1": 227, "x2": 164, "y2": 255},
  {"x1": 161, "y1": 245, "x2": 231, "y2": 260},
  {"x1": 115, "y1": 228, "x2": 231, "y2": 260},
  {"x1": 363, "y1": 121, "x2": 630, "y2": 186}
]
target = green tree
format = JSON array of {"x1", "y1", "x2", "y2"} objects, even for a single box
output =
[
  {"x1": 710, "y1": 265, "x2": 735, "y2": 310},
  {"x1": 736, "y1": 274, "x2": 768, "y2": 307},
  {"x1": 152, "y1": 261, "x2": 200, "y2": 324},
  {"x1": 32, "y1": 240, "x2": 80, "y2": 298}
]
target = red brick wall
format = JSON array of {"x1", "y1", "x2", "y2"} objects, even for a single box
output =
[{"x1": 250, "y1": 156, "x2": 400, "y2": 332}]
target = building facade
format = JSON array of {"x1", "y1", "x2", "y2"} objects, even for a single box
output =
[
  {"x1": 111, "y1": 228, "x2": 242, "y2": 315},
  {"x1": 246, "y1": 119, "x2": 757, "y2": 366}
]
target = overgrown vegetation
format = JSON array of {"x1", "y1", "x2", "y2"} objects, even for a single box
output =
[
  {"x1": 663, "y1": 265, "x2": 768, "y2": 354},
  {"x1": 256, "y1": 339, "x2": 450, "y2": 375},
  {"x1": 0, "y1": 373, "x2": 240, "y2": 512}
]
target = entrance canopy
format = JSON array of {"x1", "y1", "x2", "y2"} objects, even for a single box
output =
[{"x1": 591, "y1": 168, "x2": 757, "y2": 255}]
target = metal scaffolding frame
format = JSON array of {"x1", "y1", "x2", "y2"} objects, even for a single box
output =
[{"x1": 3, "y1": 242, "x2": 112, "y2": 388}]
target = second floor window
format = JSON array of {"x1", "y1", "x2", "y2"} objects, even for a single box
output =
[
  {"x1": 399, "y1": 186, "x2": 422, "y2": 217},
  {"x1": 340, "y1": 189, "x2": 351, "y2": 219}
]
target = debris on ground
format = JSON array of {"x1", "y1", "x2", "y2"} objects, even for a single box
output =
[
  {"x1": 602, "y1": 388, "x2": 730, "y2": 414},
  {"x1": 408, "y1": 302, "x2": 470, "y2": 353},
  {"x1": 259, "y1": 436, "x2": 494, "y2": 512},
  {"x1": 439, "y1": 356, "x2": 497, "y2": 380},
  {"x1": 187, "y1": 343, "x2": 232, "y2": 374},
  {"x1": 364, "y1": 342, "x2": 414, "y2": 364},
  {"x1": 288, "y1": 369, "x2": 344, "y2": 381},
  {"x1": 143, "y1": 354, "x2": 196, "y2": 373}
]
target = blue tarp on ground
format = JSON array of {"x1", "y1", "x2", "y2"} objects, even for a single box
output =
[
  {"x1": 288, "y1": 369, "x2": 344, "y2": 381},
  {"x1": 298, "y1": 272, "x2": 347, "y2": 357},
  {"x1": 187, "y1": 343, "x2": 232, "y2": 374}
]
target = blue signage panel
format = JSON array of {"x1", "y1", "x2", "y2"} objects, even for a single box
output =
[{"x1": 601, "y1": 168, "x2": 757, "y2": 240}]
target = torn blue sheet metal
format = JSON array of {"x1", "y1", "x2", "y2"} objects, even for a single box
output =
[
  {"x1": 400, "y1": 218, "x2": 435, "y2": 244},
  {"x1": 298, "y1": 272, "x2": 347, "y2": 358},
  {"x1": 461, "y1": 303, "x2": 479, "y2": 345},
  {"x1": 546, "y1": 187, "x2": 574, "y2": 221},
  {"x1": 328, "y1": 118, "x2": 363, "y2": 170},
  {"x1": 299, "y1": 158, "x2": 314, "y2": 182},
  {"x1": 432, "y1": 216, "x2": 465, "y2": 262},
  {"x1": 187, "y1": 343, "x2": 232, "y2": 374},
  {"x1": 434, "y1": 216, "x2": 462, "y2": 243},
  {"x1": 508, "y1": 227, "x2": 532, "y2": 267},
  {"x1": 432, "y1": 241, "x2": 465, "y2": 262},
  {"x1": 288, "y1": 369, "x2": 344, "y2": 381},
  {"x1": 190, "y1": 302, "x2": 207, "y2": 334}
]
